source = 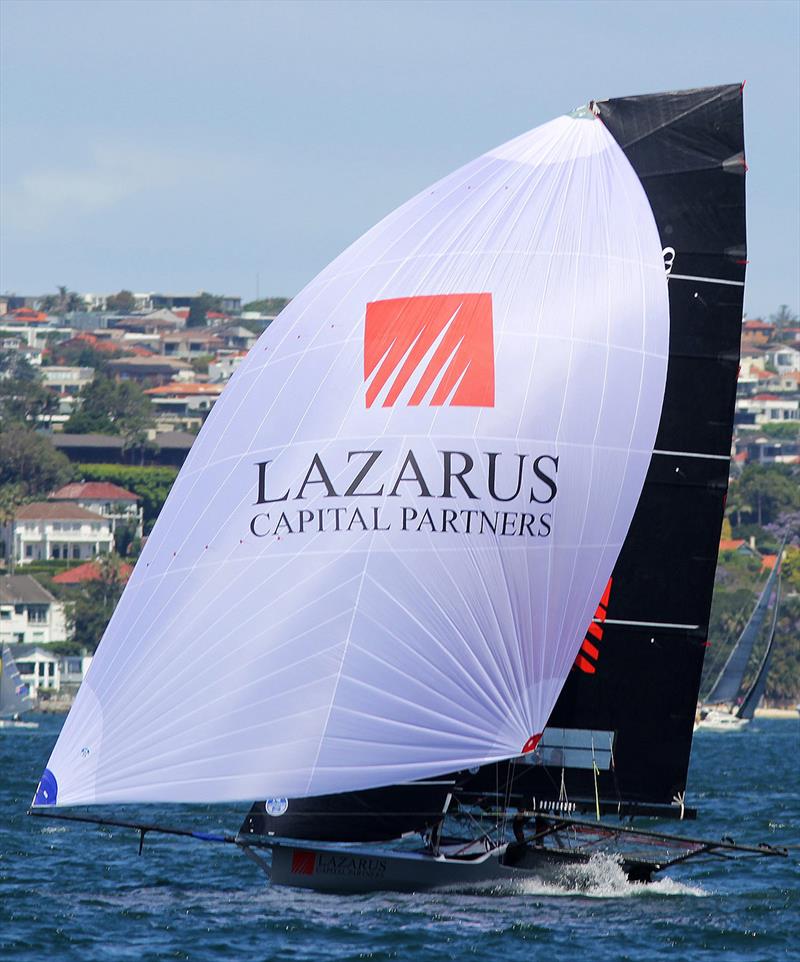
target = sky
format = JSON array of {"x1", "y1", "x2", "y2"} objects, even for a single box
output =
[{"x1": 1, "y1": 0, "x2": 798, "y2": 319}]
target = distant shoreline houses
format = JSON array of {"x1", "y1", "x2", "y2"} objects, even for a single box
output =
[
  {"x1": 0, "y1": 483, "x2": 141, "y2": 568},
  {"x1": 1, "y1": 291, "x2": 797, "y2": 706}
]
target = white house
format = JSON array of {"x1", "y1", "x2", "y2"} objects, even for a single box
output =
[
  {"x1": 2, "y1": 502, "x2": 114, "y2": 566},
  {"x1": 209, "y1": 351, "x2": 246, "y2": 383},
  {"x1": 143, "y1": 381, "x2": 223, "y2": 431},
  {"x1": 40, "y1": 365, "x2": 95, "y2": 396},
  {"x1": 0, "y1": 575, "x2": 70, "y2": 648},
  {"x1": 6, "y1": 643, "x2": 92, "y2": 695},
  {"x1": 49, "y1": 482, "x2": 143, "y2": 539},
  {"x1": 735, "y1": 393, "x2": 800, "y2": 427},
  {"x1": 769, "y1": 345, "x2": 800, "y2": 375}
]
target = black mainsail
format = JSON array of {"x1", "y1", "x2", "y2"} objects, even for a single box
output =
[{"x1": 462, "y1": 84, "x2": 747, "y2": 817}]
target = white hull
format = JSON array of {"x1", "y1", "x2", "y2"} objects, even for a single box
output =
[
  {"x1": 0, "y1": 718, "x2": 39, "y2": 729},
  {"x1": 694, "y1": 708, "x2": 748, "y2": 732}
]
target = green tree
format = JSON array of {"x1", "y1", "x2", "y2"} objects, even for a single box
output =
[
  {"x1": 64, "y1": 375, "x2": 153, "y2": 441},
  {"x1": 241, "y1": 297, "x2": 290, "y2": 315},
  {"x1": 0, "y1": 482, "x2": 28, "y2": 574},
  {"x1": 0, "y1": 426, "x2": 74, "y2": 496},
  {"x1": 105, "y1": 290, "x2": 137, "y2": 313},
  {"x1": 737, "y1": 464, "x2": 800, "y2": 526},
  {"x1": 0, "y1": 351, "x2": 55, "y2": 423},
  {"x1": 40, "y1": 286, "x2": 84, "y2": 314},
  {"x1": 67, "y1": 553, "x2": 127, "y2": 651},
  {"x1": 76, "y1": 463, "x2": 178, "y2": 530},
  {"x1": 187, "y1": 292, "x2": 223, "y2": 328},
  {"x1": 46, "y1": 340, "x2": 121, "y2": 371},
  {"x1": 770, "y1": 304, "x2": 798, "y2": 330}
]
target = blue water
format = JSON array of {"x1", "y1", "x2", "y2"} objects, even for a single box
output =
[{"x1": 1, "y1": 717, "x2": 797, "y2": 961}]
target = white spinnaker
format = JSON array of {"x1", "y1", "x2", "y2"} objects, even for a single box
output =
[{"x1": 37, "y1": 113, "x2": 669, "y2": 807}]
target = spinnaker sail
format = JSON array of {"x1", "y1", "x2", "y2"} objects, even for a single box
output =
[{"x1": 35, "y1": 106, "x2": 671, "y2": 807}]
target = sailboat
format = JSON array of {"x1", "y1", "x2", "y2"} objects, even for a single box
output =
[
  {"x1": 696, "y1": 554, "x2": 784, "y2": 732},
  {"x1": 0, "y1": 644, "x2": 38, "y2": 729},
  {"x1": 29, "y1": 84, "x2": 787, "y2": 890}
]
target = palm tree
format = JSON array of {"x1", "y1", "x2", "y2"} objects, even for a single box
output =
[{"x1": 39, "y1": 286, "x2": 84, "y2": 315}]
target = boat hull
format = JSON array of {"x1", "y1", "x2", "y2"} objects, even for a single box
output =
[
  {"x1": 0, "y1": 719, "x2": 39, "y2": 729},
  {"x1": 266, "y1": 840, "x2": 656, "y2": 893},
  {"x1": 695, "y1": 708, "x2": 749, "y2": 732}
]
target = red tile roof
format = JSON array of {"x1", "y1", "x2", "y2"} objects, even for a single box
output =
[
  {"x1": 15, "y1": 502, "x2": 107, "y2": 521},
  {"x1": 52, "y1": 560, "x2": 133, "y2": 585},
  {"x1": 719, "y1": 538, "x2": 746, "y2": 552},
  {"x1": 760, "y1": 554, "x2": 778, "y2": 571},
  {"x1": 50, "y1": 482, "x2": 140, "y2": 502},
  {"x1": 9, "y1": 308, "x2": 48, "y2": 322}
]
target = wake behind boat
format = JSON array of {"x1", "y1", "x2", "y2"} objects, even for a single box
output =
[{"x1": 27, "y1": 83, "x2": 789, "y2": 893}]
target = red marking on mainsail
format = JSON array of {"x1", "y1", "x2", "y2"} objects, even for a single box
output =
[
  {"x1": 574, "y1": 577, "x2": 612, "y2": 674},
  {"x1": 364, "y1": 293, "x2": 494, "y2": 408},
  {"x1": 581, "y1": 638, "x2": 600, "y2": 660}
]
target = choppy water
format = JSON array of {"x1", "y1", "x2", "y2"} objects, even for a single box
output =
[{"x1": 1, "y1": 716, "x2": 797, "y2": 961}]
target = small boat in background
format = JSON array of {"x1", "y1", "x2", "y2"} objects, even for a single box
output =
[
  {"x1": 696, "y1": 548, "x2": 784, "y2": 732},
  {"x1": 0, "y1": 644, "x2": 38, "y2": 730}
]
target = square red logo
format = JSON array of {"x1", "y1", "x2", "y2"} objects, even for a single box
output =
[
  {"x1": 364, "y1": 293, "x2": 494, "y2": 408},
  {"x1": 290, "y1": 849, "x2": 316, "y2": 875}
]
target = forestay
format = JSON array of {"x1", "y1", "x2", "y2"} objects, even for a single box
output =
[{"x1": 35, "y1": 110, "x2": 669, "y2": 807}]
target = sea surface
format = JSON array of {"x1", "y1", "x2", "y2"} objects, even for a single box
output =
[{"x1": 1, "y1": 716, "x2": 797, "y2": 962}]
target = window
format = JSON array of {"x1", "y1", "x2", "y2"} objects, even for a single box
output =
[
  {"x1": 27, "y1": 606, "x2": 47, "y2": 623},
  {"x1": 13, "y1": 633, "x2": 24, "y2": 644},
  {"x1": 67, "y1": 658, "x2": 81, "y2": 673},
  {"x1": 16, "y1": 662, "x2": 35, "y2": 674},
  {"x1": 14, "y1": 604, "x2": 24, "y2": 615},
  {"x1": 25, "y1": 545, "x2": 33, "y2": 558},
  {"x1": 52, "y1": 545, "x2": 61, "y2": 559},
  {"x1": 72, "y1": 545, "x2": 80, "y2": 559},
  {"x1": 0, "y1": 609, "x2": 10, "y2": 620}
]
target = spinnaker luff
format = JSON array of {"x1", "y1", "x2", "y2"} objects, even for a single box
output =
[{"x1": 34, "y1": 106, "x2": 671, "y2": 807}]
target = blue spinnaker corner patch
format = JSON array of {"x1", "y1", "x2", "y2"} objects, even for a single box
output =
[{"x1": 33, "y1": 768, "x2": 57, "y2": 806}]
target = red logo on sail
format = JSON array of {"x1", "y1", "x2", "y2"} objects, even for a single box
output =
[
  {"x1": 574, "y1": 578, "x2": 612, "y2": 674},
  {"x1": 364, "y1": 293, "x2": 495, "y2": 408}
]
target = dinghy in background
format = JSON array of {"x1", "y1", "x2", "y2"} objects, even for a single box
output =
[{"x1": 0, "y1": 644, "x2": 37, "y2": 730}]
